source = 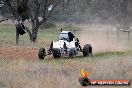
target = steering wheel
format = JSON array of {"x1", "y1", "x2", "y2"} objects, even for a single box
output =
[{"x1": 63, "y1": 37, "x2": 68, "y2": 41}]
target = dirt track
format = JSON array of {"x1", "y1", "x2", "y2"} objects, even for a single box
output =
[{"x1": 0, "y1": 47, "x2": 38, "y2": 59}]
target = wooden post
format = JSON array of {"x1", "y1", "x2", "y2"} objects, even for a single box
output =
[
  {"x1": 107, "y1": 29, "x2": 109, "y2": 40},
  {"x1": 117, "y1": 25, "x2": 120, "y2": 41},
  {"x1": 128, "y1": 31, "x2": 130, "y2": 40},
  {"x1": 117, "y1": 28, "x2": 120, "y2": 41},
  {"x1": 16, "y1": 28, "x2": 19, "y2": 45}
]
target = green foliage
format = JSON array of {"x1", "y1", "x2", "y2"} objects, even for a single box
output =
[{"x1": 17, "y1": 0, "x2": 30, "y2": 21}]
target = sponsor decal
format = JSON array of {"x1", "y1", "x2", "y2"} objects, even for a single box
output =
[{"x1": 78, "y1": 69, "x2": 131, "y2": 86}]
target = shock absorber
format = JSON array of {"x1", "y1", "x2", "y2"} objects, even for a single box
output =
[{"x1": 63, "y1": 42, "x2": 67, "y2": 54}]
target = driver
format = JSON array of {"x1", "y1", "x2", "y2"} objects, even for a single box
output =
[{"x1": 68, "y1": 32, "x2": 74, "y2": 42}]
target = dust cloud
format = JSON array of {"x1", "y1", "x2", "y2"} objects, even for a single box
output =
[{"x1": 76, "y1": 24, "x2": 130, "y2": 53}]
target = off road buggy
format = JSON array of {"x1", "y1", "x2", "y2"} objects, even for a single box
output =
[{"x1": 38, "y1": 30, "x2": 92, "y2": 59}]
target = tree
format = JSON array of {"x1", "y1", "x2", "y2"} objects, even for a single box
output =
[
  {"x1": 27, "y1": 0, "x2": 59, "y2": 42},
  {"x1": 1, "y1": 0, "x2": 61, "y2": 44},
  {"x1": 119, "y1": 0, "x2": 132, "y2": 30}
]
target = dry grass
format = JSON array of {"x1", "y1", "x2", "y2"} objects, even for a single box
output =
[{"x1": 0, "y1": 54, "x2": 131, "y2": 88}]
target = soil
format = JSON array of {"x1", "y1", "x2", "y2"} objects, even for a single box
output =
[{"x1": 0, "y1": 47, "x2": 38, "y2": 59}]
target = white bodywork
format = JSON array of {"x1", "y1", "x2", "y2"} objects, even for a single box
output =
[
  {"x1": 53, "y1": 40, "x2": 75, "y2": 49},
  {"x1": 53, "y1": 31, "x2": 76, "y2": 51}
]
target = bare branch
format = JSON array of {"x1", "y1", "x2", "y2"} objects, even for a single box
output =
[
  {"x1": 36, "y1": 4, "x2": 57, "y2": 29},
  {"x1": 5, "y1": 0, "x2": 18, "y2": 18},
  {"x1": 43, "y1": 0, "x2": 48, "y2": 19},
  {"x1": 0, "y1": 18, "x2": 10, "y2": 23},
  {"x1": 34, "y1": 0, "x2": 40, "y2": 24},
  {"x1": 25, "y1": 27, "x2": 32, "y2": 40}
]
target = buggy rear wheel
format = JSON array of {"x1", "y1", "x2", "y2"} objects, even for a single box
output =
[{"x1": 83, "y1": 44, "x2": 92, "y2": 56}]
